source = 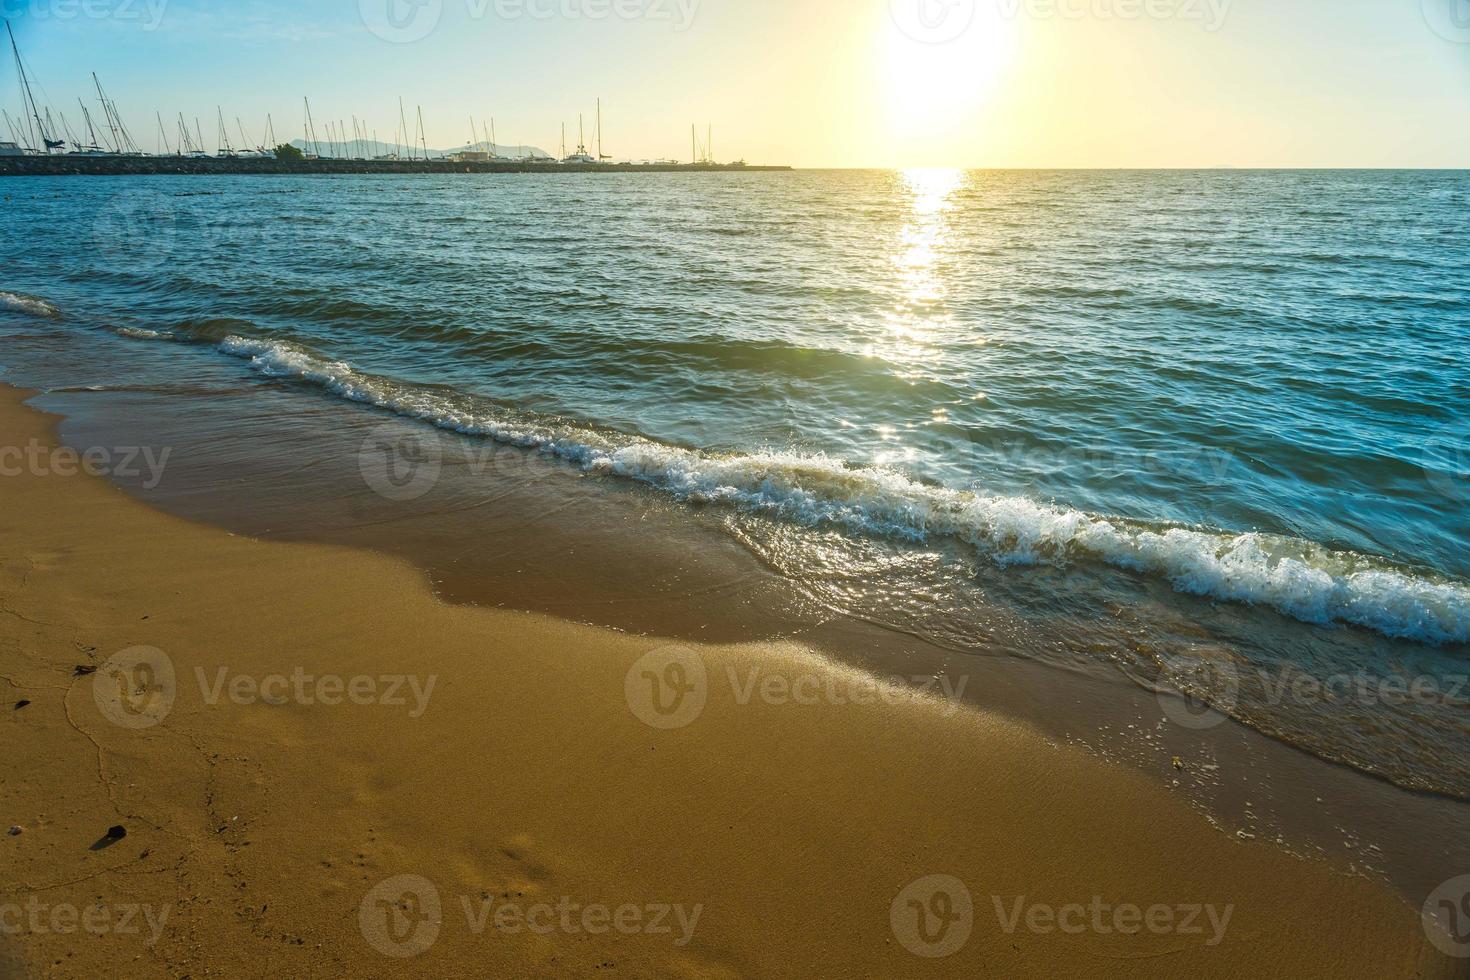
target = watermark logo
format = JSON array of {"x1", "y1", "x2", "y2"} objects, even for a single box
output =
[
  {"x1": 359, "y1": 874, "x2": 443, "y2": 958},
  {"x1": 1423, "y1": 424, "x2": 1470, "y2": 500},
  {"x1": 360, "y1": 0, "x2": 443, "y2": 42},
  {"x1": 93, "y1": 646, "x2": 176, "y2": 729},
  {"x1": 359, "y1": 423, "x2": 443, "y2": 501},
  {"x1": 91, "y1": 190, "x2": 178, "y2": 273},
  {"x1": 1423, "y1": 875, "x2": 1470, "y2": 958},
  {"x1": 890, "y1": 875, "x2": 974, "y2": 957},
  {"x1": 889, "y1": 0, "x2": 976, "y2": 43},
  {"x1": 624, "y1": 645, "x2": 708, "y2": 730},
  {"x1": 1155, "y1": 650, "x2": 1238, "y2": 731},
  {"x1": 1423, "y1": 0, "x2": 1470, "y2": 43}
]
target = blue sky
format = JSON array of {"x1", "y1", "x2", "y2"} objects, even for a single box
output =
[{"x1": 4, "y1": 0, "x2": 1470, "y2": 166}]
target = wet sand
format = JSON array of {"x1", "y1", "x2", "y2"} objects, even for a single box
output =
[
  {"x1": 15, "y1": 336, "x2": 1470, "y2": 910},
  {"x1": 0, "y1": 381, "x2": 1458, "y2": 977}
]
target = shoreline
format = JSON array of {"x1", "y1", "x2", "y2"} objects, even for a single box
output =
[
  {"x1": 4, "y1": 299, "x2": 1470, "y2": 912},
  {"x1": 7, "y1": 303, "x2": 1470, "y2": 908},
  {"x1": 0, "y1": 380, "x2": 1457, "y2": 976}
]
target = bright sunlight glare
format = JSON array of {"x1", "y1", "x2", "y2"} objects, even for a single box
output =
[{"x1": 878, "y1": 3, "x2": 1019, "y2": 163}]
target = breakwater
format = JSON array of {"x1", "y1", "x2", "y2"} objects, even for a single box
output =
[{"x1": 0, "y1": 155, "x2": 790, "y2": 177}]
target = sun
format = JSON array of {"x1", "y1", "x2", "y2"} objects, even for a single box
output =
[{"x1": 877, "y1": 2, "x2": 1019, "y2": 162}]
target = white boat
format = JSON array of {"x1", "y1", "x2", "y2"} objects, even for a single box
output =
[{"x1": 560, "y1": 113, "x2": 598, "y2": 164}]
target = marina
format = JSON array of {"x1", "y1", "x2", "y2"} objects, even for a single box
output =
[
  {"x1": 0, "y1": 155, "x2": 787, "y2": 176},
  {"x1": 3, "y1": 20, "x2": 782, "y2": 176}
]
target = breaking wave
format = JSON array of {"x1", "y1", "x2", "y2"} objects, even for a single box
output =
[
  {"x1": 113, "y1": 326, "x2": 172, "y2": 340},
  {"x1": 211, "y1": 332, "x2": 1470, "y2": 647},
  {"x1": 0, "y1": 290, "x2": 61, "y2": 320}
]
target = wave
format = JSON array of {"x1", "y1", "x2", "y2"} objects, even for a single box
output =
[
  {"x1": 0, "y1": 290, "x2": 61, "y2": 320},
  {"x1": 208, "y1": 332, "x2": 1470, "y2": 647},
  {"x1": 112, "y1": 326, "x2": 172, "y2": 340}
]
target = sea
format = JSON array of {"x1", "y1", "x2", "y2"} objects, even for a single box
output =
[{"x1": 1, "y1": 168, "x2": 1467, "y2": 804}]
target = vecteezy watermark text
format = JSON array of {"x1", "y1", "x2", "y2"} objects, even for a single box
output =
[
  {"x1": 0, "y1": 0, "x2": 168, "y2": 30},
  {"x1": 91, "y1": 647, "x2": 437, "y2": 727},
  {"x1": 889, "y1": 0, "x2": 1229, "y2": 45},
  {"x1": 358, "y1": 874, "x2": 701, "y2": 958},
  {"x1": 0, "y1": 440, "x2": 170, "y2": 489},
  {"x1": 195, "y1": 667, "x2": 437, "y2": 718},
  {"x1": 624, "y1": 645, "x2": 970, "y2": 730},
  {"x1": 996, "y1": 0, "x2": 1230, "y2": 30},
  {"x1": 460, "y1": 893, "x2": 701, "y2": 945},
  {"x1": 0, "y1": 898, "x2": 170, "y2": 945},
  {"x1": 889, "y1": 875, "x2": 1233, "y2": 957},
  {"x1": 991, "y1": 895, "x2": 1232, "y2": 945},
  {"x1": 359, "y1": 0, "x2": 697, "y2": 44},
  {"x1": 1155, "y1": 653, "x2": 1470, "y2": 731}
]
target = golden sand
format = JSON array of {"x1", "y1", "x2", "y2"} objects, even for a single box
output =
[{"x1": 0, "y1": 384, "x2": 1450, "y2": 978}]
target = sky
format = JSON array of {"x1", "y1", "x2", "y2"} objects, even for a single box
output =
[{"x1": 3, "y1": 0, "x2": 1470, "y2": 166}]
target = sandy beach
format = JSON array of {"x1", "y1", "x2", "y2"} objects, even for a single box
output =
[{"x1": 0, "y1": 380, "x2": 1455, "y2": 978}]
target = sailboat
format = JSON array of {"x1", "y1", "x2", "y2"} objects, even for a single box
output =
[
  {"x1": 561, "y1": 113, "x2": 596, "y2": 164},
  {"x1": 7, "y1": 20, "x2": 64, "y2": 153},
  {"x1": 68, "y1": 98, "x2": 115, "y2": 155}
]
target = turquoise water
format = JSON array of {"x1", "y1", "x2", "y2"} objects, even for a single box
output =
[
  {"x1": 2, "y1": 169, "x2": 1468, "y2": 790},
  {"x1": 4, "y1": 170, "x2": 1467, "y2": 634}
]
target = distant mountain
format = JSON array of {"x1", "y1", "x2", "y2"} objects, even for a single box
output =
[{"x1": 287, "y1": 138, "x2": 551, "y2": 160}]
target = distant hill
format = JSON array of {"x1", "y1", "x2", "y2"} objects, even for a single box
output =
[{"x1": 288, "y1": 138, "x2": 551, "y2": 160}]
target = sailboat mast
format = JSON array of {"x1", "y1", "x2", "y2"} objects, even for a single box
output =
[
  {"x1": 596, "y1": 98, "x2": 602, "y2": 160},
  {"x1": 79, "y1": 99, "x2": 98, "y2": 149},
  {"x1": 90, "y1": 73, "x2": 121, "y2": 151},
  {"x1": 1, "y1": 109, "x2": 20, "y2": 147},
  {"x1": 397, "y1": 97, "x2": 408, "y2": 160},
  {"x1": 304, "y1": 97, "x2": 320, "y2": 157},
  {"x1": 8, "y1": 20, "x2": 52, "y2": 151}
]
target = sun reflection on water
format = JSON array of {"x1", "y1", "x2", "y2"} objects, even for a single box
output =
[
  {"x1": 853, "y1": 168, "x2": 972, "y2": 469},
  {"x1": 881, "y1": 167, "x2": 965, "y2": 362}
]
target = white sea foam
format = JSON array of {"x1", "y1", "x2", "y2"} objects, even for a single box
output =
[
  {"x1": 0, "y1": 290, "x2": 61, "y2": 319},
  {"x1": 216, "y1": 334, "x2": 1470, "y2": 646},
  {"x1": 113, "y1": 326, "x2": 171, "y2": 340}
]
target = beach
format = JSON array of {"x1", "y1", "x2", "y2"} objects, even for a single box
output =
[{"x1": 0, "y1": 379, "x2": 1458, "y2": 977}]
